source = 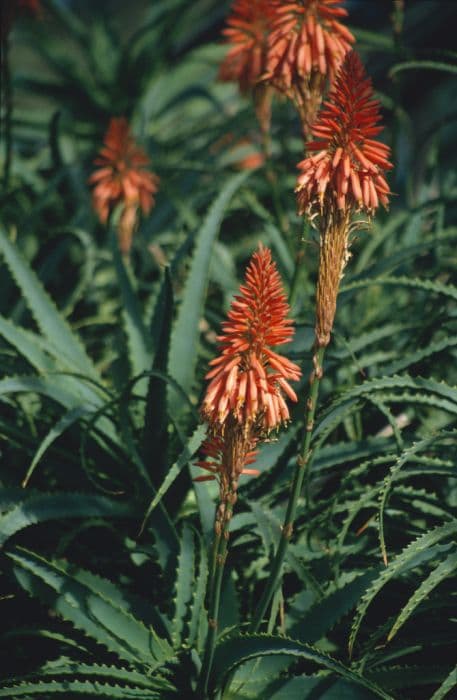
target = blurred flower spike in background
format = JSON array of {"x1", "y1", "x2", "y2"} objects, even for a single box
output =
[
  {"x1": 264, "y1": 0, "x2": 354, "y2": 134},
  {"x1": 219, "y1": 0, "x2": 277, "y2": 135},
  {"x1": 89, "y1": 117, "x2": 159, "y2": 255}
]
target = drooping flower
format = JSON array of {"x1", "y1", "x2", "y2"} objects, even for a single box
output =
[
  {"x1": 196, "y1": 245, "x2": 301, "y2": 493},
  {"x1": 202, "y1": 245, "x2": 301, "y2": 433},
  {"x1": 264, "y1": 0, "x2": 354, "y2": 134},
  {"x1": 89, "y1": 117, "x2": 159, "y2": 254},
  {"x1": 219, "y1": 0, "x2": 277, "y2": 134},
  {"x1": 295, "y1": 51, "x2": 393, "y2": 349},
  {"x1": 296, "y1": 51, "x2": 392, "y2": 217}
]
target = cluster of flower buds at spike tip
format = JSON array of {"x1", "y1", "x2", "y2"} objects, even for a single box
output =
[
  {"x1": 89, "y1": 117, "x2": 159, "y2": 256},
  {"x1": 296, "y1": 51, "x2": 392, "y2": 220},
  {"x1": 295, "y1": 51, "x2": 393, "y2": 348},
  {"x1": 195, "y1": 245, "x2": 301, "y2": 501},
  {"x1": 219, "y1": 0, "x2": 277, "y2": 135},
  {"x1": 264, "y1": 0, "x2": 354, "y2": 136}
]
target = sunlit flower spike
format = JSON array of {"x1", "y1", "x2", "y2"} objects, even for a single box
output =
[
  {"x1": 296, "y1": 50, "x2": 392, "y2": 349},
  {"x1": 196, "y1": 244, "x2": 301, "y2": 488},
  {"x1": 202, "y1": 244, "x2": 301, "y2": 433},
  {"x1": 296, "y1": 50, "x2": 392, "y2": 218}
]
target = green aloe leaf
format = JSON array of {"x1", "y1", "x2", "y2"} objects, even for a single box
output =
[
  {"x1": 0, "y1": 493, "x2": 135, "y2": 547},
  {"x1": 168, "y1": 171, "x2": 249, "y2": 415},
  {"x1": 210, "y1": 633, "x2": 392, "y2": 698},
  {"x1": 0, "y1": 227, "x2": 98, "y2": 379},
  {"x1": 7, "y1": 547, "x2": 174, "y2": 667}
]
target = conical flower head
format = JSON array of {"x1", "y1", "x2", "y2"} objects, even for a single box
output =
[
  {"x1": 201, "y1": 245, "x2": 301, "y2": 432},
  {"x1": 219, "y1": 0, "x2": 276, "y2": 93},
  {"x1": 89, "y1": 117, "x2": 159, "y2": 226},
  {"x1": 296, "y1": 51, "x2": 392, "y2": 216},
  {"x1": 264, "y1": 0, "x2": 354, "y2": 129}
]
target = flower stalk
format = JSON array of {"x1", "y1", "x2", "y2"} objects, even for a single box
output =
[
  {"x1": 249, "y1": 51, "x2": 392, "y2": 634},
  {"x1": 196, "y1": 246, "x2": 301, "y2": 695}
]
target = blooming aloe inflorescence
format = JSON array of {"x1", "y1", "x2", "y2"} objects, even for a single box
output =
[
  {"x1": 264, "y1": 0, "x2": 354, "y2": 134},
  {"x1": 198, "y1": 245, "x2": 301, "y2": 694},
  {"x1": 296, "y1": 50, "x2": 392, "y2": 347},
  {"x1": 197, "y1": 244, "x2": 301, "y2": 496}
]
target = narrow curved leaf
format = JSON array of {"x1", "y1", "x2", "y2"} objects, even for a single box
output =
[
  {"x1": 387, "y1": 550, "x2": 457, "y2": 641},
  {"x1": 210, "y1": 633, "x2": 392, "y2": 698},
  {"x1": 7, "y1": 547, "x2": 173, "y2": 666},
  {"x1": 0, "y1": 493, "x2": 135, "y2": 547},
  {"x1": 0, "y1": 227, "x2": 98, "y2": 378},
  {"x1": 168, "y1": 171, "x2": 249, "y2": 413},
  {"x1": 349, "y1": 520, "x2": 457, "y2": 656}
]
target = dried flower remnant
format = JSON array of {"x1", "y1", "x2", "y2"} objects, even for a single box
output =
[
  {"x1": 296, "y1": 51, "x2": 392, "y2": 347},
  {"x1": 219, "y1": 0, "x2": 276, "y2": 134},
  {"x1": 89, "y1": 117, "x2": 159, "y2": 255},
  {"x1": 265, "y1": 0, "x2": 354, "y2": 135}
]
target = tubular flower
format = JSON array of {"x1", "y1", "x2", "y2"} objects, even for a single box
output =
[
  {"x1": 296, "y1": 51, "x2": 393, "y2": 349},
  {"x1": 219, "y1": 0, "x2": 275, "y2": 93},
  {"x1": 201, "y1": 245, "x2": 301, "y2": 433},
  {"x1": 219, "y1": 0, "x2": 276, "y2": 134},
  {"x1": 264, "y1": 0, "x2": 354, "y2": 134},
  {"x1": 296, "y1": 50, "x2": 392, "y2": 218},
  {"x1": 89, "y1": 117, "x2": 159, "y2": 255}
]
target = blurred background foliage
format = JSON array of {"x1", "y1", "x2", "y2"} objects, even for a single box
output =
[{"x1": 0, "y1": 0, "x2": 456, "y2": 698}]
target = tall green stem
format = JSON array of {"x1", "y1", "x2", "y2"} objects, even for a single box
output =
[
  {"x1": 199, "y1": 492, "x2": 234, "y2": 698},
  {"x1": 1, "y1": 35, "x2": 12, "y2": 190},
  {"x1": 288, "y1": 218, "x2": 310, "y2": 309},
  {"x1": 250, "y1": 345, "x2": 326, "y2": 632}
]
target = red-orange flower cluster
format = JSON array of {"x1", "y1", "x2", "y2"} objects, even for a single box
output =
[
  {"x1": 296, "y1": 51, "x2": 392, "y2": 216},
  {"x1": 219, "y1": 0, "x2": 276, "y2": 93},
  {"x1": 197, "y1": 246, "x2": 301, "y2": 487},
  {"x1": 90, "y1": 117, "x2": 159, "y2": 225},
  {"x1": 201, "y1": 245, "x2": 301, "y2": 432},
  {"x1": 265, "y1": 0, "x2": 354, "y2": 91}
]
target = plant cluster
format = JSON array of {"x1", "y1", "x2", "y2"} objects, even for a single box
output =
[{"x1": 0, "y1": 1, "x2": 456, "y2": 699}]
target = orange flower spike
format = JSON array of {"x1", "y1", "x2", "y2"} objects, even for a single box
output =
[
  {"x1": 201, "y1": 245, "x2": 301, "y2": 432},
  {"x1": 266, "y1": 0, "x2": 354, "y2": 86},
  {"x1": 219, "y1": 0, "x2": 277, "y2": 135},
  {"x1": 89, "y1": 117, "x2": 159, "y2": 254},
  {"x1": 219, "y1": 0, "x2": 276, "y2": 93},
  {"x1": 296, "y1": 51, "x2": 393, "y2": 217},
  {"x1": 265, "y1": 0, "x2": 354, "y2": 133}
]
